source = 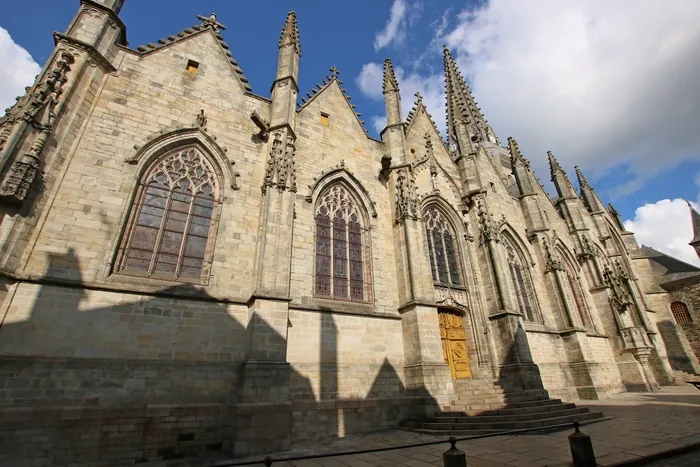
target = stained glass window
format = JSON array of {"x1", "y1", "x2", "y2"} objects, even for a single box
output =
[
  {"x1": 117, "y1": 147, "x2": 219, "y2": 283},
  {"x1": 504, "y1": 240, "x2": 539, "y2": 322},
  {"x1": 423, "y1": 206, "x2": 463, "y2": 287},
  {"x1": 314, "y1": 184, "x2": 371, "y2": 302}
]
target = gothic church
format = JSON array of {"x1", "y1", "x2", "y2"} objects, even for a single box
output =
[{"x1": 0, "y1": 0, "x2": 698, "y2": 463}]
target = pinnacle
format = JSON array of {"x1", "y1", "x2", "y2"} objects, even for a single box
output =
[
  {"x1": 547, "y1": 151, "x2": 564, "y2": 174},
  {"x1": 382, "y1": 59, "x2": 399, "y2": 94},
  {"x1": 574, "y1": 166, "x2": 591, "y2": 190},
  {"x1": 687, "y1": 201, "x2": 700, "y2": 246},
  {"x1": 508, "y1": 137, "x2": 529, "y2": 166},
  {"x1": 279, "y1": 11, "x2": 301, "y2": 55}
]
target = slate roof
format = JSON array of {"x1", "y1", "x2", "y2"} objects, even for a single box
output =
[{"x1": 640, "y1": 245, "x2": 700, "y2": 287}]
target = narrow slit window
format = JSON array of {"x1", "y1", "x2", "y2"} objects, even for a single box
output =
[
  {"x1": 186, "y1": 60, "x2": 200, "y2": 73},
  {"x1": 320, "y1": 112, "x2": 329, "y2": 126}
]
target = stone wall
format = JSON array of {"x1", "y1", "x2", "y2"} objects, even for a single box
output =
[{"x1": 668, "y1": 280, "x2": 700, "y2": 362}]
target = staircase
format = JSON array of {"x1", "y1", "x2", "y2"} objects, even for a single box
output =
[{"x1": 400, "y1": 379, "x2": 605, "y2": 436}]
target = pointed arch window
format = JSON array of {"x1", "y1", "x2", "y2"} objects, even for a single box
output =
[
  {"x1": 504, "y1": 239, "x2": 540, "y2": 322},
  {"x1": 314, "y1": 184, "x2": 372, "y2": 302},
  {"x1": 423, "y1": 206, "x2": 463, "y2": 287},
  {"x1": 115, "y1": 147, "x2": 220, "y2": 283},
  {"x1": 565, "y1": 267, "x2": 593, "y2": 329}
]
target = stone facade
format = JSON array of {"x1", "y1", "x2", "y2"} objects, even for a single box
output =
[{"x1": 0, "y1": 1, "x2": 698, "y2": 465}]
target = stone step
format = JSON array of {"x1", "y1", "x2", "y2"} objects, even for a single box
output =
[
  {"x1": 437, "y1": 401, "x2": 578, "y2": 418},
  {"x1": 442, "y1": 399, "x2": 572, "y2": 416},
  {"x1": 400, "y1": 411, "x2": 604, "y2": 434},
  {"x1": 419, "y1": 407, "x2": 590, "y2": 424}
]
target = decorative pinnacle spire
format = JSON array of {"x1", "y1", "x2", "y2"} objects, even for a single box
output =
[
  {"x1": 574, "y1": 166, "x2": 591, "y2": 190},
  {"x1": 508, "y1": 137, "x2": 529, "y2": 166},
  {"x1": 547, "y1": 151, "x2": 564, "y2": 174},
  {"x1": 279, "y1": 11, "x2": 301, "y2": 55},
  {"x1": 196, "y1": 13, "x2": 227, "y2": 31},
  {"x1": 382, "y1": 59, "x2": 399, "y2": 94},
  {"x1": 687, "y1": 201, "x2": 700, "y2": 248},
  {"x1": 443, "y1": 46, "x2": 490, "y2": 146}
]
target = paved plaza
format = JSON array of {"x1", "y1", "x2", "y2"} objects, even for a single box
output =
[{"x1": 148, "y1": 384, "x2": 700, "y2": 467}]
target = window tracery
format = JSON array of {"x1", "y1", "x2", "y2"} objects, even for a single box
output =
[
  {"x1": 116, "y1": 147, "x2": 219, "y2": 283},
  {"x1": 314, "y1": 184, "x2": 371, "y2": 302},
  {"x1": 423, "y1": 206, "x2": 463, "y2": 287},
  {"x1": 504, "y1": 239, "x2": 539, "y2": 322}
]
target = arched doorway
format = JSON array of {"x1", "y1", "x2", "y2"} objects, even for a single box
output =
[{"x1": 438, "y1": 308, "x2": 472, "y2": 379}]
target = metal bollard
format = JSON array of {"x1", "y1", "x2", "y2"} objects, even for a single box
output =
[
  {"x1": 443, "y1": 436, "x2": 467, "y2": 467},
  {"x1": 263, "y1": 456, "x2": 274, "y2": 466},
  {"x1": 568, "y1": 421, "x2": 596, "y2": 467}
]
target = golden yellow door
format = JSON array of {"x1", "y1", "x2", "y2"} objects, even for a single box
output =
[{"x1": 439, "y1": 310, "x2": 472, "y2": 379}]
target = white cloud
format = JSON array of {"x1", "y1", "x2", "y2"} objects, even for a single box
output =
[
  {"x1": 624, "y1": 198, "x2": 700, "y2": 267},
  {"x1": 0, "y1": 27, "x2": 40, "y2": 113},
  {"x1": 404, "y1": 0, "x2": 700, "y2": 192},
  {"x1": 356, "y1": 62, "x2": 445, "y2": 136},
  {"x1": 374, "y1": 0, "x2": 421, "y2": 51}
]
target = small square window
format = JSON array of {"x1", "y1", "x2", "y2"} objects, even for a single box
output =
[
  {"x1": 320, "y1": 112, "x2": 329, "y2": 126},
  {"x1": 186, "y1": 60, "x2": 200, "y2": 73}
]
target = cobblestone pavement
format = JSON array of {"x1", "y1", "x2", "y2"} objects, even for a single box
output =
[{"x1": 137, "y1": 385, "x2": 700, "y2": 467}]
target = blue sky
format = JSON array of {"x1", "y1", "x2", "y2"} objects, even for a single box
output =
[{"x1": 2, "y1": 0, "x2": 700, "y2": 265}]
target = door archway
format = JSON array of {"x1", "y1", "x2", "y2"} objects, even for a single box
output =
[{"x1": 438, "y1": 308, "x2": 472, "y2": 379}]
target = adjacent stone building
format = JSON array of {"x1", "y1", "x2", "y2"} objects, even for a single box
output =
[
  {"x1": 641, "y1": 202, "x2": 700, "y2": 371},
  {"x1": 0, "y1": 1, "x2": 698, "y2": 464}
]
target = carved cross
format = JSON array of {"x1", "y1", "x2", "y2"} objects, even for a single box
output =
[
  {"x1": 414, "y1": 92, "x2": 423, "y2": 101},
  {"x1": 196, "y1": 13, "x2": 227, "y2": 31},
  {"x1": 329, "y1": 66, "x2": 340, "y2": 76}
]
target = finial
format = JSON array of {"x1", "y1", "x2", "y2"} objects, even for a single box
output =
[
  {"x1": 414, "y1": 92, "x2": 423, "y2": 102},
  {"x1": 279, "y1": 11, "x2": 301, "y2": 55},
  {"x1": 196, "y1": 13, "x2": 227, "y2": 31},
  {"x1": 330, "y1": 66, "x2": 340, "y2": 76}
]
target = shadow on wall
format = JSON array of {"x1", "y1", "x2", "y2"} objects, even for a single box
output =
[
  {"x1": 0, "y1": 248, "x2": 433, "y2": 464},
  {"x1": 657, "y1": 319, "x2": 696, "y2": 373},
  {"x1": 497, "y1": 322, "x2": 545, "y2": 394}
]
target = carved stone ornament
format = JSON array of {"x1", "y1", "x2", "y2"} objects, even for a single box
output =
[
  {"x1": 394, "y1": 167, "x2": 419, "y2": 222},
  {"x1": 603, "y1": 263, "x2": 632, "y2": 313},
  {"x1": 476, "y1": 197, "x2": 500, "y2": 244},
  {"x1": 195, "y1": 109, "x2": 207, "y2": 129},
  {"x1": 435, "y1": 286, "x2": 470, "y2": 312},
  {"x1": 262, "y1": 130, "x2": 297, "y2": 194},
  {"x1": 576, "y1": 234, "x2": 596, "y2": 261},
  {"x1": 542, "y1": 235, "x2": 564, "y2": 273},
  {"x1": 0, "y1": 50, "x2": 75, "y2": 205},
  {"x1": 462, "y1": 209, "x2": 474, "y2": 242}
]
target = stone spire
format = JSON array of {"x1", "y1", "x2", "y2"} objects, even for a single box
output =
[
  {"x1": 548, "y1": 151, "x2": 575, "y2": 198},
  {"x1": 383, "y1": 58, "x2": 399, "y2": 94},
  {"x1": 383, "y1": 59, "x2": 401, "y2": 127},
  {"x1": 279, "y1": 11, "x2": 301, "y2": 55},
  {"x1": 608, "y1": 203, "x2": 625, "y2": 231},
  {"x1": 574, "y1": 166, "x2": 605, "y2": 212},
  {"x1": 575, "y1": 166, "x2": 590, "y2": 190},
  {"x1": 508, "y1": 137, "x2": 530, "y2": 167},
  {"x1": 93, "y1": 0, "x2": 125, "y2": 14},
  {"x1": 688, "y1": 201, "x2": 700, "y2": 256},
  {"x1": 443, "y1": 46, "x2": 492, "y2": 151}
]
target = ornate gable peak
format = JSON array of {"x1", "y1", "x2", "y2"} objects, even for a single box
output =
[
  {"x1": 297, "y1": 67, "x2": 368, "y2": 135},
  {"x1": 131, "y1": 14, "x2": 252, "y2": 92},
  {"x1": 279, "y1": 11, "x2": 301, "y2": 55},
  {"x1": 405, "y1": 94, "x2": 447, "y2": 150}
]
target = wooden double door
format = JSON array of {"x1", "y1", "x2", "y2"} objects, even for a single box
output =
[{"x1": 438, "y1": 309, "x2": 472, "y2": 380}]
